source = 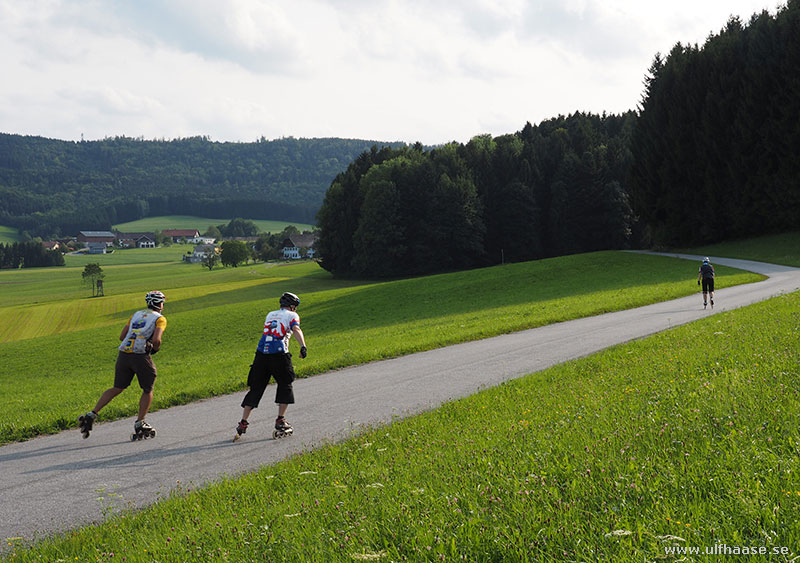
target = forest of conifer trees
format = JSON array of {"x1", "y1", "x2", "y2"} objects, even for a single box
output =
[
  {"x1": 629, "y1": 0, "x2": 799, "y2": 247},
  {"x1": 316, "y1": 1, "x2": 799, "y2": 277}
]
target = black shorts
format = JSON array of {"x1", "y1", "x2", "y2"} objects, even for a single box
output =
[
  {"x1": 114, "y1": 351, "x2": 157, "y2": 392},
  {"x1": 702, "y1": 278, "x2": 715, "y2": 293},
  {"x1": 241, "y1": 352, "x2": 296, "y2": 408}
]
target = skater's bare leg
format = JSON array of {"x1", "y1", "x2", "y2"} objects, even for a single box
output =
[
  {"x1": 277, "y1": 403, "x2": 288, "y2": 418},
  {"x1": 137, "y1": 390, "x2": 153, "y2": 421},
  {"x1": 93, "y1": 387, "x2": 124, "y2": 414},
  {"x1": 240, "y1": 405, "x2": 254, "y2": 422}
]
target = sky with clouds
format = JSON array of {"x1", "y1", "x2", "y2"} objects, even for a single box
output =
[{"x1": 0, "y1": 0, "x2": 780, "y2": 146}]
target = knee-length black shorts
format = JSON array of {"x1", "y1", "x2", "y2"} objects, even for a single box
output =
[
  {"x1": 240, "y1": 352, "x2": 295, "y2": 408},
  {"x1": 114, "y1": 351, "x2": 157, "y2": 393}
]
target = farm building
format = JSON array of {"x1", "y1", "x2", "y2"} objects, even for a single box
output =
[
  {"x1": 78, "y1": 231, "x2": 115, "y2": 245},
  {"x1": 116, "y1": 232, "x2": 156, "y2": 248},
  {"x1": 163, "y1": 229, "x2": 201, "y2": 243},
  {"x1": 187, "y1": 244, "x2": 220, "y2": 263},
  {"x1": 117, "y1": 233, "x2": 155, "y2": 248},
  {"x1": 281, "y1": 233, "x2": 316, "y2": 259}
]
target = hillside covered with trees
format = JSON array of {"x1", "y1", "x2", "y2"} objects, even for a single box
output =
[
  {"x1": 317, "y1": 112, "x2": 636, "y2": 277},
  {"x1": 318, "y1": 1, "x2": 798, "y2": 278},
  {"x1": 0, "y1": 135, "x2": 405, "y2": 238},
  {"x1": 630, "y1": 1, "x2": 799, "y2": 247}
]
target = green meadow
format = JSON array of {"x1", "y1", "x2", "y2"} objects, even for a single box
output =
[
  {"x1": 5, "y1": 260, "x2": 798, "y2": 561},
  {"x1": 675, "y1": 230, "x2": 800, "y2": 267},
  {"x1": 0, "y1": 251, "x2": 761, "y2": 445},
  {"x1": 0, "y1": 225, "x2": 22, "y2": 244},
  {"x1": 112, "y1": 215, "x2": 314, "y2": 234}
]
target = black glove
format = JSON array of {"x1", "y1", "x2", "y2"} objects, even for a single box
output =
[
  {"x1": 300, "y1": 346, "x2": 307, "y2": 359},
  {"x1": 146, "y1": 341, "x2": 159, "y2": 355},
  {"x1": 697, "y1": 279, "x2": 700, "y2": 286}
]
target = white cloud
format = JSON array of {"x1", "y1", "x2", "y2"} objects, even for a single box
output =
[{"x1": 0, "y1": 0, "x2": 780, "y2": 145}]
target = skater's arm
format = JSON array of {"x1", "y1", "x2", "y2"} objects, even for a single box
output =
[
  {"x1": 292, "y1": 325, "x2": 306, "y2": 348},
  {"x1": 149, "y1": 326, "x2": 164, "y2": 353},
  {"x1": 119, "y1": 323, "x2": 130, "y2": 341}
]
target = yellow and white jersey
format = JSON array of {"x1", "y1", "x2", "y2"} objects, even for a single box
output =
[{"x1": 119, "y1": 309, "x2": 167, "y2": 354}]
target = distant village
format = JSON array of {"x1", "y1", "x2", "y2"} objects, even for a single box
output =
[{"x1": 40, "y1": 228, "x2": 316, "y2": 262}]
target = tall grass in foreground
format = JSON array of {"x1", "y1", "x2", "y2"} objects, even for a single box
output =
[
  {"x1": 6, "y1": 292, "x2": 798, "y2": 562},
  {"x1": 0, "y1": 252, "x2": 761, "y2": 444}
]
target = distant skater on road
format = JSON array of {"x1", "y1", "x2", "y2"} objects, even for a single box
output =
[
  {"x1": 78, "y1": 291, "x2": 167, "y2": 440},
  {"x1": 698, "y1": 257, "x2": 716, "y2": 309},
  {"x1": 234, "y1": 292, "x2": 307, "y2": 441}
]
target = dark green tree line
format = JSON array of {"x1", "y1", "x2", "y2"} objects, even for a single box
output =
[
  {"x1": 0, "y1": 241, "x2": 64, "y2": 268},
  {"x1": 629, "y1": 1, "x2": 800, "y2": 246},
  {"x1": 316, "y1": 112, "x2": 636, "y2": 278}
]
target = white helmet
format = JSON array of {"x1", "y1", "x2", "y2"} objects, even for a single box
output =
[
  {"x1": 145, "y1": 290, "x2": 166, "y2": 309},
  {"x1": 703, "y1": 257, "x2": 710, "y2": 264}
]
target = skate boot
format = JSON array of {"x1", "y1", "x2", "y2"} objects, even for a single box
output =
[
  {"x1": 273, "y1": 416, "x2": 293, "y2": 439},
  {"x1": 131, "y1": 419, "x2": 157, "y2": 441},
  {"x1": 703, "y1": 301, "x2": 707, "y2": 309},
  {"x1": 78, "y1": 411, "x2": 97, "y2": 439},
  {"x1": 710, "y1": 298, "x2": 714, "y2": 308},
  {"x1": 233, "y1": 419, "x2": 249, "y2": 442}
]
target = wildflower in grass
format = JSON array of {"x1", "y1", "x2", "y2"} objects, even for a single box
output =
[{"x1": 350, "y1": 550, "x2": 387, "y2": 560}]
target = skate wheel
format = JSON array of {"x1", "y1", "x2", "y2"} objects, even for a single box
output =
[
  {"x1": 82, "y1": 432, "x2": 89, "y2": 439},
  {"x1": 131, "y1": 433, "x2": 138, "y2": 441},
  {"x1": 233, "y1": 434, "x2": 240, "y2": 442}
]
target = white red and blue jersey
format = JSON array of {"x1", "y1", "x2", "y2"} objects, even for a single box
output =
[{"x1": 256, "y1": 308, "x2": 300, "y2": 354}]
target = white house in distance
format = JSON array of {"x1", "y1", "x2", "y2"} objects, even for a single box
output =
[
  {"x1": 188, "y1": 244, "x2": 220, "y2": 263},
  {"x1": 116, "y1": 232, "x2": 156, "y2": 248},
  {"x1": 281, "y1": 233, "x2": 316, "y2": 260}
]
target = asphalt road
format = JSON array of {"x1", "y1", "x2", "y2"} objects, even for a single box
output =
[{"x1": 2, "y1": 253, "x2": 798, "y2": 551}]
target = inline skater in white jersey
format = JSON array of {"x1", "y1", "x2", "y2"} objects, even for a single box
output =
[
  {"x1": 78, "y1": 291, "x2": 167, "y2": 440},
  {"x1": 234, "y1": 292, "x2": 307, "y2": 441}
]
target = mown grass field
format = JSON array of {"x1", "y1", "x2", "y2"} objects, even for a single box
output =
[
  {"x1": 6, "y1": 279, "x2": 798, "y2": 561},
  {"x1": 0, "y1": 251, "x2": 762, "y2": 445},
  {"x1": 112, "y1": 215, "x2": 314, "y2": 234},
  {"x1": 62, "y1": 245, "x2": 194, "y2": 267}
]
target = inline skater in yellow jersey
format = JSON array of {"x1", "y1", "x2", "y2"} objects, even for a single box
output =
[
  {"x1": 78, "y1": 291, "x2": 167, "y2": 440},
  {"x1": 234, "y1": 292, "x2": 307, "y2": 441}
]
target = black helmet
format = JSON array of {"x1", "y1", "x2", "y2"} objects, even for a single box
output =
[{"x1": 279, "y1": 292, "x2": 300, "y2": 308}]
